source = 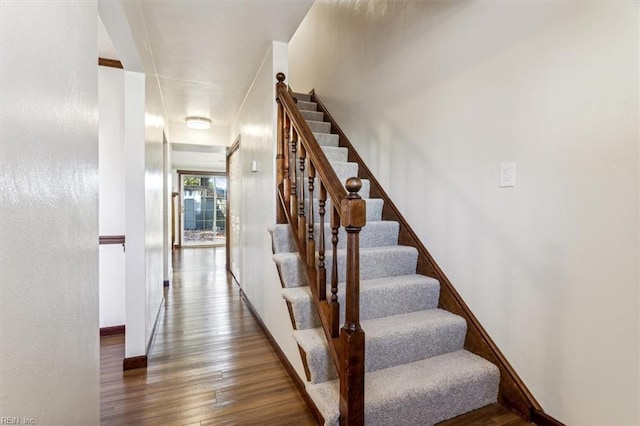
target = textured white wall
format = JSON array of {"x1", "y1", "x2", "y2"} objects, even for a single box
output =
[
  {"x1": 289, "y1": 2, "x2": 639, "y2": 424},
  {"x1": 124, "y1": 71, "x2": 148, "y2": 358},
  {"x1": 99, "y1": 66, "x2": 127, "y2": 328},
  {"x1": 117, "y1": 0, "x2": 169, "y2": 356},
  {"x1": 144, "y1": 75, "x2": 166, "y2": 344},
  {"x1": 230, "y1": 42, "x2": 307, "y2": 381},
  {"x1": 0, "y1": 1, "x2": 100, "y2": 424},
  {"x1": 123, "y1": 71, "x2": 167, "y2": 357}
]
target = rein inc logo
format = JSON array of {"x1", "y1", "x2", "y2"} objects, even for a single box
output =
[{"x1": 1, "y1": 418, "x2": 35, "y2": 425}]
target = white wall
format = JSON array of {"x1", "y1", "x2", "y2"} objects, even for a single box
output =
[
  {"x1": 99, "y1": 66, "x2": 127, "y2": 328},
  {"x1": 0, "y1": 1, "x2": 100, "y2": 424},
  {"x1": 106, "y1": 0, "x2": 168, "y2": 358},
  {"x1": 144, "y1": 74, "x2": 166, "y2": 345},
  {"x1": 124, "y1": 71, "x2": 148, "y2": 358},
  {"x1": 230, "y1": 42, "x2": 307, "y2": 380},
  {"x1": 289, "y1": 2, "x2": 639, "y2": 424},
  {"x1": 123, "y1": 71, "x2": 167, "y2": 358}
]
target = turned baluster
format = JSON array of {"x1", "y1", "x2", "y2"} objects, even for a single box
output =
[
  {"x1": 317, "y1": 181, "x2": 327, "y2": 301},
  {"x1": 297, "y1": 143, "x2": 307, "y2": 255},
  {"x1": 339, "y1": 177, "x2": 366, "y2": 426},
  {"x1": 329, "y1": 204, "x2": 340, "y2": 338},
  {"x1": 307, "y1": 160, "x2": 316, "y2": 270},
  {"x1": 283, "y1": 113, "x2": 291, "y2": 204},
  {"x1": 275, "y1": 73, "x2": 287, "y2": 224},
  {"x1": 290, "y1": 127, "x2": 298, "y2": 230}
]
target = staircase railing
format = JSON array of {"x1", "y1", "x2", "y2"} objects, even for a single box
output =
[{"x1": 275, "y1": 72, "x2": 366, "y2": 425}]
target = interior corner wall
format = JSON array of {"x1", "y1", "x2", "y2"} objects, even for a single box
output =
[
  {"x1": 230, "y1": 41, "x2": 307, "y2": 380},
  {"x1": 289, "y1": 2, "x2": 639, "y2": 424},
  {"x1": 123, "y1": 72, "x2": 166, "y2": 358},
  {"x1": 124, "y1": 70, "x2": 147, "y2": 358},
  {"x1": 99, "y1": 65, "x2": 127, "y2": 328},
  {"x1": 0, "y1": 1, "x2": 100, "y2": 424},
  {"x1": 144, "y1": 75, "x2": 166, "y2": 345}
]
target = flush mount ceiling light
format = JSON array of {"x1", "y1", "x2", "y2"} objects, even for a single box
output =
[{"x1": 185, "y1": 116, "x2": 211, "y2": 130}]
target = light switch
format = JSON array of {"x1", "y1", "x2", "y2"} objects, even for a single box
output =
[
  {"x1": 250, "y1": 160, "x2": 258, "y2": 172},
  {"x1": 499, "y1": 162, "x2": 516, "y2": 187}
]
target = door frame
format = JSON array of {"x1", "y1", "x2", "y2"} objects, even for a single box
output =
[
  {"x1": 226, "y1": 137, "x2": 240, "y2": 277},
  {"x1": 176, "y1": 169, "x2": 227, "y2": 248}
]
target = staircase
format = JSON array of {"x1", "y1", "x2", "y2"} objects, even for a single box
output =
[{"x1": 269, "y1": 79, "x2": 501, "y2": 425}]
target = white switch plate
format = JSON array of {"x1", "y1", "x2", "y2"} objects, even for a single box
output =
[{"x1": 499, "y1": 162, "x2": 516, "y2": 187}]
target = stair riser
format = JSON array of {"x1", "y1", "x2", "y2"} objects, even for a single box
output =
[
  {"x1": 275, "y1": 247, "x2": 418, "y2": 289},
  {"x1": 294, "y1": 160, "x2": 357, "y2": 184},
  {"x1": 298, "y1": 316, "x2": 467, "y2": 384},
  {"x1": 285, "y1": 278, "x2": 440, "y2": 330},
  {"x1": 293, "y1": 93, "x2": 312, "y2": 102},
  {"x1": 313, "y1": 198, "x2": 382, "y2": 222},
  {"x1": 321, "y1": 146, "x2": 349, "y2": 163},
  {"x1": 297, "y1": 100, "x2": 317, "y2": 111},
  {"x1": 314, "y1": 133, "x2": 339, "y2": 147},
  {"x1": 302, "y1": 177, "x2": 370, "y2": 200},
  {"x1": 283, "y1": 198, "x2": 381, "y2": 224},
  {"x1": 321, "y1": 146, "x2": 348, "y2": 162},
  {"x1": 301, "y1": 110, "x2": 324, "y2": 121},
  {"x1": 307, "y1": 120, "x2": 331, "y2": 133},
  {"x1": 270, "y1": 222, "x2": 399, "y2": 254}
]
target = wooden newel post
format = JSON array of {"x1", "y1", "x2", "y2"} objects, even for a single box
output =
[
  {"x1": 275, "y1": 72, "x2": 287, "y2": 223},
  {"x1": 339, "y1": 177, "x2": 366, "y2": 426}
]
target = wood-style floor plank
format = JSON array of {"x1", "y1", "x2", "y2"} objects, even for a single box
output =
[
  {"x1": 101, "y1": 247, "x2": 530, "y2": 426},
  {"x1": 100, "y1": 247, "x2": 315, "y2": 425},
  {"x1": 438, "y1": 403, "x2": 531, "y2": 425}
]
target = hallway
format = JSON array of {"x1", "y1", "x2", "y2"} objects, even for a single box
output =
[{"x1": 100, "y1": 247, "x2": 316, "y2": 425}]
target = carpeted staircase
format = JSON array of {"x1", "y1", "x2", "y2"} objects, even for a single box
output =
[{"x1": 269, "y1": 93, "x2": 500, "y2": 425}]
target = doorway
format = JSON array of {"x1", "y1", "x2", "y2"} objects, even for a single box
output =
[
  {"x1": 226, "y1": 138, "x2": 240, "y2": 282},
  {"x1": 179, "y1": 173, "x2": 227, "y2": 247}
]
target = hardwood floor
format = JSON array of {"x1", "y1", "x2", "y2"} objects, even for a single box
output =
[
  {"x1": 439, "y1": 404, "x2": 530, "y2": 426},
  {"x1": 100, "y1": 246, "x2": 530, "y2": 426},
  {"x1": 100, "y1": 247, "x2": 315, "y2": 425}
]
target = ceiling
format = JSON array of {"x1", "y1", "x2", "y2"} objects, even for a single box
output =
[
  {"x1": 99, "y1": 1, "x2": 313, "y2": 169},
  {"x1": 136, "y1": 0, "x2": 313, "y2": 146}
]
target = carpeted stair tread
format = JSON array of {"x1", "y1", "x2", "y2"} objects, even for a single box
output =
[
  {"x1": 297, "y1": 100, "x2": 317, "y2": 111},
  {"x1": 295, "y1": 309, "x2": 466, "y2": 384},
  {"x1": 273, "y1": 245, "x2": 418, "y2": 288},
  {"x1": 307, "y1": 350, "x2": 500, "y2": 426},
  {"x1": 314, "y1": 133, "x2": 339, "y2": 147},
  {"x1": 301, "y1": 109, "x2": 324, "y2": 121},
  {"x1": 293, "y1": 92, "x2": 312, "y2": 102},
  {"x1": 321, "y1": 146, "x2": 348, "y2": 162},
  {"x1": 307, "y1": 120, "x2": 331, "y2": 134},
  {"x1": 282, "y1": 274, "x2": 440, "y2": 330},
  {"x1": 269, "y1": 221, "x2": 399, "y2": 254}
]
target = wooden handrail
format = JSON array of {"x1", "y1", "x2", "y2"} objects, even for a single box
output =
[
  {"x1": 276, "y1": 77, "x2": 346, "y2": 208},
  {"x1": 275, "y1": 73, "x2": 365, "y2": 425}
]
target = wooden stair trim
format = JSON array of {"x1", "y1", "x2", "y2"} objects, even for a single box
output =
[
  {"x1": 310, "y1": 89, "x2": 541, "y2": 420},
  {"x1": 531, "y1": 408, "x2": 566, "y2": 426}
]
